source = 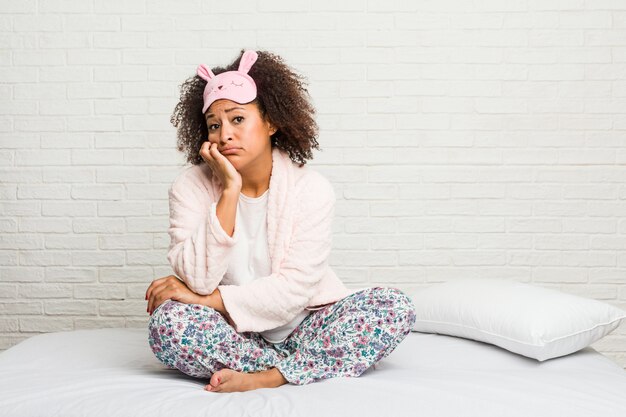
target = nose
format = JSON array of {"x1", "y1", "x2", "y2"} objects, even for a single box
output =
[{"x1": 218, "y1": 121, "x2": 232, "y2": 144}]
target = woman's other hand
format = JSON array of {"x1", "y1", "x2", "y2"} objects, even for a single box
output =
[
  {"x1": 145, "y1": 276, "x2": 233, "y2": 327},
  {"x1": 145, "y1": 275, "x2": 203, "y2": 315},
  {"x1": 199, "y1": 142, "x2": 242, "y2": 192}
]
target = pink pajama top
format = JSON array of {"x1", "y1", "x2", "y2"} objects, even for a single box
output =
[{"x1": 166, "y1": 147, "x2": 357, "y2": 333}]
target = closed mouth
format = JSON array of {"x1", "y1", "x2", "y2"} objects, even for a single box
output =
[{"x1": 221, "y1": 147, "x2": 242, "y2": 154}]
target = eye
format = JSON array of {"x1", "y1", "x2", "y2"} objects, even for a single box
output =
[
  {"x1": 208, "y1": 123, "x2": 219, "y2": 131},
  {"x1": 233, "y1": 116, "x2": 244, "y2": 123}
]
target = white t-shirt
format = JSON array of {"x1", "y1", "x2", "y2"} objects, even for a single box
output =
[{"x1": 222, "y1": 189, "x2": 311, "y2": 344}]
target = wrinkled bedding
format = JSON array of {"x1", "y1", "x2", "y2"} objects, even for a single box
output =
[{"x1": 0, "y1": 328, "x2": 625, "y2": 417}]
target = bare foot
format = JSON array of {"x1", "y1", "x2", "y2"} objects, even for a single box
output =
[{"x1": 204, "y1": 367, "x2": 288, "y2": 393}]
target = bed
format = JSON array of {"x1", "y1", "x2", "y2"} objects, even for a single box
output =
[{"x1": 1, "y1": 327, "x2": 625, "y2": 417}]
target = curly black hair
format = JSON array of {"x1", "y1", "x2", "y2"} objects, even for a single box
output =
[{"x1": 170, "y1": 49, "x2": 320, "y2": 167}]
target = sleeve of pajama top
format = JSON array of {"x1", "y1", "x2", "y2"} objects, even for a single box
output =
[{"x1": 166, "y1": 168, "x2": 240, "y2": 295}]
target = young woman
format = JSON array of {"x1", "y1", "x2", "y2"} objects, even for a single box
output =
[{"x1": 145, "y1": 49, "x2": 416, "y2": 393}]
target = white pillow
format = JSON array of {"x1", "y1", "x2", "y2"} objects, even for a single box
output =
[{"x1": 408, "y1": 278, "x2": 626, "y2": 361}]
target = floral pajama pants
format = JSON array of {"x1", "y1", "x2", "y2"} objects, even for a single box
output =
[{"x1": 148, "y1": 286, "x2": 417, "y2": 386}]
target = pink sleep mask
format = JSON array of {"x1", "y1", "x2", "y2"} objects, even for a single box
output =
[{"x1": 196, "y1": 50, "x2": 258, "y2": 114}]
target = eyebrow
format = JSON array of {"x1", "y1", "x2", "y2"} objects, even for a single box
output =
[{"x1": 205, "y1": 107, "x2": 245, "y2": 120}]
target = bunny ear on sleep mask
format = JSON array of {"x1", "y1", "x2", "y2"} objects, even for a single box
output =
[
  {"x1": 238, "y1": 50, "x2": 258, "y2": 74},
  {"x1": 196, "y1": 64, "x2": 216, "y2": 81},
  {"x1": 197, "y1": 50, "x2": 259, "y2": 114}
]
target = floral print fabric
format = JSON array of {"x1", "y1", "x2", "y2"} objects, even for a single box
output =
[{"x1": 148, "y1": 286, "x2": 416, "y2": 385}]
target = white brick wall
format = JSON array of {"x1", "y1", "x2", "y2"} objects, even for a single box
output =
[{"x1": 1, "y1": 0, "x2": 626, "y2": 368}]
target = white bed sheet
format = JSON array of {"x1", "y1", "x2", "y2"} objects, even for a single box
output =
[{"x1": 0, "y1": 328, "x2": 625, "y2": 417}]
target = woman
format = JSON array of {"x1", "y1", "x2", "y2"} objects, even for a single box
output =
[{"x1": 145, "y1": 49, "x2": 416, "y2": 393}]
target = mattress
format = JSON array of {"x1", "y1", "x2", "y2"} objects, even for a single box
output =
[{"x1": 0, "y1": 328, "x2": 625, "y2": 417}]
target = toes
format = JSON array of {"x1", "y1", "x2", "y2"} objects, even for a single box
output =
[
  {"x1": 206, "y1": 383, "x2": 222, "y2": 392},
  {"x1": 205, "y1": 369, "x2": 249, "y2": 393},
  {"x1": 207, "y1": 369, "x2": 228, "y2": 390},
  {"x1": 211, "y1": 372, "x2": 222, "y2": 385},
  {"x1": 205, "y1": 380, "x2": 224, "y2": 392}
]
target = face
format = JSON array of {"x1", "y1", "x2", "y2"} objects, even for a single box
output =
[{"x1": 204, "y1": 99, "x2": 276, "y2": 171}]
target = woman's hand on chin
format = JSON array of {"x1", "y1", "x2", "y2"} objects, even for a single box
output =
[{"x1": 200, "y1": 141, "x2": 242, "y2": 192}]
